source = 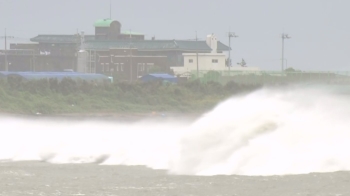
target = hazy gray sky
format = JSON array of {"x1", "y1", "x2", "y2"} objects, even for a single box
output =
[{"x1": 0, "y1": 0, "x2": 349, "y2": 71}]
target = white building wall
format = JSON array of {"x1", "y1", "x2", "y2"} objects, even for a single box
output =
[
  {"x1": 171, "y1": 53, "x2": 260, "y2": 76},
  {"x1": 171, "y1": 34, "x2": 260, "y2": 76},
  {"x1": 77, "y1": 50, "x2": 88, "y2": 73},
  {"x1": 186, "y1": 53, "x2": 226, "y2": 70},
  {"x1": 171, "y1": 53, "x2": 225, "y2": 76}
]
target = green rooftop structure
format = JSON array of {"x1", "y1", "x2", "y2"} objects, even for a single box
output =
[
  {"x1": 92, "y1": 19, "x2": 145, "y2": 40},
  {"x1": 93, "y1": 19, "x2": 114, "y2": 27}
]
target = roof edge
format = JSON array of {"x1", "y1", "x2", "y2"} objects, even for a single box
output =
[{"x1": 94, "y1": 19, "x2": 114, "y2": 27}]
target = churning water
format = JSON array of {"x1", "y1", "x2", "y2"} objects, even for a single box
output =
[{"x1": 2, "y1": 85, "x2": 350, "y2": 176}]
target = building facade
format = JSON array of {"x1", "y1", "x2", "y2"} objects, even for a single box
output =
[
  {"x1": 0, "y1": 19, "x2": 231, "y2": 82},
  {"x1": 171, "y1": 34, "x2": 259, "y2": 77},
  {"x1": 172, "y1": 53, "x2": 227, "y2": 77}
]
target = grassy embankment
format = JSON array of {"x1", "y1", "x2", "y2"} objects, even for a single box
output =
[{"x1": 0, "y1": 78, "x2": 261, "y2": 115}]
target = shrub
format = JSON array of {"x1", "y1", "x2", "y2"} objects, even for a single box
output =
[{"x1": 0, "y1": 77, "x2": 261, "y2": 114}]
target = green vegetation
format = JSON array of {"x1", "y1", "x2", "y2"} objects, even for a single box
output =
[
  {"x1": 0, "y1": 78, "x2": 261, "y2": 115},
  {"x1": 190, "y1": 70, "x2": 342, "y2": 86}
]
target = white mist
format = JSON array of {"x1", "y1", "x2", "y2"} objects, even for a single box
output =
[{"x1": 2, "y1": 86, "x2": 350, "y2": 176}]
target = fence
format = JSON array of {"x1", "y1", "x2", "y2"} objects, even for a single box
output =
[{"x1": 189, "y1": 70, "x2": 350, "y2": 85}]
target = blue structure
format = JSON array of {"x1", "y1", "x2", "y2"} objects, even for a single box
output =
[
  {"x1": 0, "y1": 71, "x2": 110, "y2": 83},
  {"x1": 140, "y1": 74, "x2": 177, "y2": 83}
]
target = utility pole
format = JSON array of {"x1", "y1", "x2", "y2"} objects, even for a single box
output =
[
  {"x1": 4, "y1": 29, "x2": 7, "y2": 72},
  {"x1": 228, "y1": 31, "x2": 238, "y2": 71},
  {"x1": 281, "y1": 33, "x2": 291, "y2": 72},
  {"x1": 0, "y1": 29, "x2": 14, "y2": 71},
  {"x1": 129, "y1": 29, "x2": 132, "y2": 82},
  {"x1": 196, "y1": 31, "x2": 199, "y2": 78}
]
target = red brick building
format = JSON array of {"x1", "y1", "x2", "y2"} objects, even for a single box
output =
[{"x1": 0, "y1": 19, "x2": 230, "y2": 82}]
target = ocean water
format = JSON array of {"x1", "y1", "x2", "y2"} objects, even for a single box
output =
[{"x1": 2, "y1": 85, "x2": 350, "y2": 177}]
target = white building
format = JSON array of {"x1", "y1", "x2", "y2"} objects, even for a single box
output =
[
  {"x1": 172, "y1": 53, "x2": 226, "y2": 76},
  {"x1": 171, "y1": 34, "x2": 259, "y2": 77}
]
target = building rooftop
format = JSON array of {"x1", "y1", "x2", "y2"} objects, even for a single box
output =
[
  {"x1": 30, "y1": 35, "x2": 230, "y2": 51},
  {"x1": 30, "y1": 35, "x2": 94, "y2": 44},
  {"x1": 30, "y1": 33, "x2": 144, "y2": 44},
  {"x1": 83, "y1": 40, "x2": 230, "y2": 52},
  {"x1": 93, "y1": 19, "x2": 114, "y2": 27}
]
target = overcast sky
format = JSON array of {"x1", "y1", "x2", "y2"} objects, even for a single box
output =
[{"x1": 0, "y1": 0, "x2": 349, "y2": 71}]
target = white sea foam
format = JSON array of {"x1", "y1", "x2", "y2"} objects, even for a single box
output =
[{"x1": 2, "y1": 86, "x2": 350, "y2": 176}]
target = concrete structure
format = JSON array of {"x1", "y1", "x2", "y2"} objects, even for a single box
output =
[
  {"x1": 172, "y1": 53, "x2": 226, "y2": 76},
  {"x1": 77, "y1": 50, "x2": 89, "y2": 73},
  {"x1": 0, "y1": 19, "x2": 231, "y2": 82},
  {"x1": 78, "y1": 48, "x2": 168, "y2": 82},
  {"x1": 171, "y1": 34, "x2": 259, "y2": 77}
]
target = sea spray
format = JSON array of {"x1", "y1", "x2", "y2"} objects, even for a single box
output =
[{"x1": 2, "y1": 86, "x2": 350, "y2": 176}]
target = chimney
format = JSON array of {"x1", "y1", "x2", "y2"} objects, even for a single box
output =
[{"x1": 206, "y1": 34, "x2": 218, "y2": 53}]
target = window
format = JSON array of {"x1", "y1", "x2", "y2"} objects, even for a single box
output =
[
  {"x1": 189, "y1": 59, "x2": 193, "y2": 63},
  {"x1": 116, "y1": 63, "x2": 119, "y2": 72},
  {"x1": 138, "y1": 63, "x2": 145, "y2": 71},
  {"x1": 101, "y1": 64, "x2": 104, "y2": 72},
  {"x1": 212, "y1": 59, "x2": 218, "y2": 63},
  {"x1": 146, "y1": 63, "x2": 154, "y2": 72}
]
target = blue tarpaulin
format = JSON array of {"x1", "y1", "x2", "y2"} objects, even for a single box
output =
[
  {"x1": 0, "y1": 71, "x2": 109, "y2": 82},
  {"x1": 140, "y1": 73, "x2": 177, "y2": 83}
]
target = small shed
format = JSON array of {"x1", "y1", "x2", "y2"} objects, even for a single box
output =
[{"x1": 140, "y1": 74, "x2": 177, "y2": 83}]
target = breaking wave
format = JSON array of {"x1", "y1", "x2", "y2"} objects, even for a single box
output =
[{"x1": 2, "y1": 85, "x2": 350, "y2": 176}]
